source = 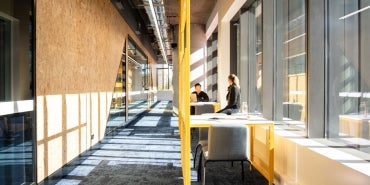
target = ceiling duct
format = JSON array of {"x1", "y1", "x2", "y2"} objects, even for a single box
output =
[{"x1": 143, "y1": 0, "x2": 171, "y2": 64}]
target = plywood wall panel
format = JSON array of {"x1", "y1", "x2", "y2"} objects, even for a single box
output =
[{"x1": 36, "y1": 0, "x2": 154, "y2": 182}]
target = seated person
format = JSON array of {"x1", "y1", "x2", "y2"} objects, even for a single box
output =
[
  {"x1": 217, "y1": 74, "x2": 240, "y2": 115},
  {"x1": 190, "y1": 83, "x2": 209, "y2": 115},
  {"x1": 191, "y1": 83, "x2": 209, "y2": 102}
]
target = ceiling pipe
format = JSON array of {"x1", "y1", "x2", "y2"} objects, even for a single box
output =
[{"x1": 144, "y1": 0, "x2": 170, "y2": 64}]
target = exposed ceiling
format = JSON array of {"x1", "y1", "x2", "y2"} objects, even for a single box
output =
[
  {"x1": 164, "y1": 0, "x2": 217, "y2": 25},
  {"x1": 112, "y1": 0, "x2": 217, "y2": 65}
]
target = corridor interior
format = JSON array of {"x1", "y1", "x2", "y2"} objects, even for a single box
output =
[{"x1": 41, "y1": 101, "x2": 267, "y2": 185}]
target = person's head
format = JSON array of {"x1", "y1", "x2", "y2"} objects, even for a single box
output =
[
  {"x1": 194, "y1": 83, "x2": 201, "y2": 93},
  {"x1": 228, "y1": 74, "x2": 239, "y2": 86}
]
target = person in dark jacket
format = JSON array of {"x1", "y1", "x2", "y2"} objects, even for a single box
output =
[
  {"x1": 191, "y1": 83, "x2": 209, "y2": 102},
  {"x1": 217, "y1": 74, "x2": 240, "y2": 115},
  {"x1": 190, "y1": 83, "x2": 209, "y2": 115}
]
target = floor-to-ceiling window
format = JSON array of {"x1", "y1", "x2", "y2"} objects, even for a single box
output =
[
  {"x1": 279, "y1": 0, "x2": 307, "y2": 129},
  {"x1": 0, "y1": 0, "x2": 36, "y2": 184},
  {"x1": 106, "y1": 37, "x2": 151, "y2": 133},
  {"x1": 327, "y1": 0, "x2": 370, "y2": 153},
  {"x1": 254, "y1": 0, "x2": 262, "y2": 113},
  {"x1": 237, "y1": 0, "x2": 262, "y2": 113},
  {"x1": 156, "y1": 64, "x2": 173, "y2": 90},
  {"x1": 143, "y1": 61, "x2": 154, "y2": 105},
  {"x1": 106, "y1": 43, "x2": 127, "y2": 135},
  {"x1": 127, "y1": 38, "x2": 149, "y2": 122}
]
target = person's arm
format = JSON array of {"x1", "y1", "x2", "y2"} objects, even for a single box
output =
[{"x1": 202, "y1": 91, "x2": 209, "y2": 102}]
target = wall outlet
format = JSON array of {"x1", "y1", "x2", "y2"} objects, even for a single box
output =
[{"x1": 91, "y1": 134, "x2": 94, "y2": 140}]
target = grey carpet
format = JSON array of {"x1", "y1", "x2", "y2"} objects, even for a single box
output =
[
  {"x1": 42, "y1": 101, "x2": 268, "y2": 185},
  {"x1": 80, "y1": 163, "x2": 183, "y2": 185}
]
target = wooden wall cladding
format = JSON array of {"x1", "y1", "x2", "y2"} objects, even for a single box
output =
[
  {"x1": 36, "y1": 0, "x2": 153, "y2": 94},
  {"x1": 35, "y1": 0, "x2": 153, "y2": 182}
]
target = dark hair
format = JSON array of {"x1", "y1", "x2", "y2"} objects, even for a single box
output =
[{"x1": 194, "y1": 83, "x2": 201, "y2": 87}]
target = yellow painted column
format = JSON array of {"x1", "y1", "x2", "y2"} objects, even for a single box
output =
[{"x1": 178, "y1": 0, "x2": 191, "y2": 184}]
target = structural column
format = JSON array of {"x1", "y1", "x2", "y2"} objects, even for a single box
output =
[{"x1": 307, "y1": 0, "x2": 326, "y2": 137}]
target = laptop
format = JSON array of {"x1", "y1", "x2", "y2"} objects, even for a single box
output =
[{"x1": 190, "y1": 93, "x2": 197, "y2": 102}]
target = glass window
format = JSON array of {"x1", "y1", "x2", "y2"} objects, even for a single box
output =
[
  {"x1": 157, "y1": 67, "x2": 164, "y2": 90},
  {"x1": 107, "y1": 46, "x2": 126, "y2": 135},
  {"x1": 126, "y1": 38, "x2": 149, "y2": 122},
  {"x1": 0, "y1": 17, "x2": 11, "y2": 100},
  {"x1": 280, "y1": 0, "x2": 307, "y2": 128},
  {"x1": 255, "y1": 0, "x2": 263, "y2": 113},
  {"x1": 237, "y1": 0, "x2": 262, "y2": 114},
  {"x1": 327, "y1": 0, "x2": 370, "y2": 153},
  {"x1": 156, "y1": 64, "x2": 173, "y2": 91},
  {"x1": 0, "y1": 1, "x2": 36, "y2": 184},
  {"x1": 107, "y1": 37, "x2": 151, "y2": 132}
]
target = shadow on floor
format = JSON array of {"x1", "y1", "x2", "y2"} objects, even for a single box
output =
[{"x1": 41, "y1": 101, "x2": 268, "y2": 185}]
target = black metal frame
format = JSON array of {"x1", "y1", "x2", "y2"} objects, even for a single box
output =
[
  {"x1": 193, "y1": 142, "x2": 202, "y2": 168},
  {"x1": 197, "y1": 151, "x2": 253, "y2": 183},
  {"x1": 32, "y1": 0, "x2": 37, "y2": 183}
]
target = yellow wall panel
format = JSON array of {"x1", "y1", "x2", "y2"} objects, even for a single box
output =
[{"x1": 178, "y1": 0, "x2": 191, "y2": 184}]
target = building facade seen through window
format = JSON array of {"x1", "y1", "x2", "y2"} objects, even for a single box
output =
[
  {"x1": 156, "y1": 64, "x2": 173, "y2": 91},
  {"x1": 237, "y1": 0, "x2": 262, "y2": 114},
  {"x1": 279, "y1": 0, "x2": 307, "y2": 129},
  {"x1": 327, "y1": 0, "x2": 370, "y2": 153}
]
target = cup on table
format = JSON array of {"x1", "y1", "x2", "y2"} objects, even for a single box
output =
[{"x1": 241, "y1": 102, "x2": 248, "y2": 115}]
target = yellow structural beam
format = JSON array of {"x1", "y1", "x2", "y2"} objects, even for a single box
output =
[{"x1": 178, "y1": 0, "x2": 191, "y2": 184}]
